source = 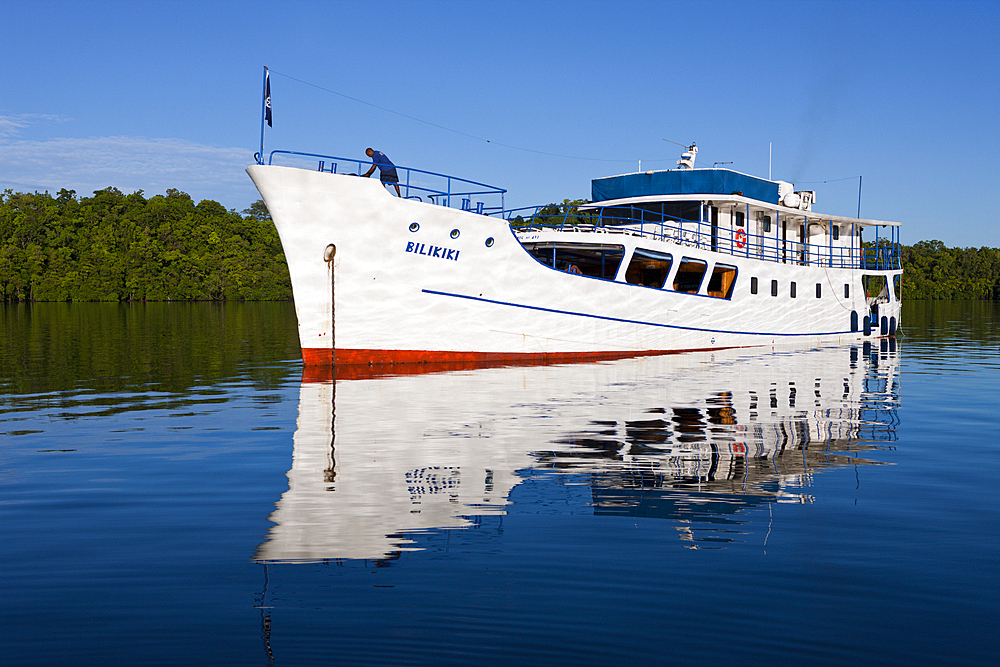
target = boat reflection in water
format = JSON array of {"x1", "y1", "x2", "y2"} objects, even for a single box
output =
[{"x1": 256, "y1": 342, "x2": 899, "y2": 561}]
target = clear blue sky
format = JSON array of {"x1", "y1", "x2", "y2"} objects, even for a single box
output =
[{"x1": 4, "y1": 0, "x2": 998, "y2": 247}]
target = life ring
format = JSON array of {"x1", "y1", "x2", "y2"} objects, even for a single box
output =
[{"x1": 735, "y1": 229, "x2": 747, "y2": 249}]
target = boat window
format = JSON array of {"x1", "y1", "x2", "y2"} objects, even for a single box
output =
[
  {"x1": 771, "y1": 279, "x2": 778, "y2": 297},
  {"x1": 844, "y1": 284, "x2": 850, "y2": 299},
  {"x1": 672, "y1": 258, "x2": 708, "y2": 294},
  {"x1": 735, "y1": 211, "x2": 745, "y2": 227},
  {"x1": 751, "y1": 277, "x2": 758, "y2": 294},
  {"x1": 816, "y1": 283, "x2": 822, "y2": 298},
  {"x1": 625, "y1": 248, "x2": 672, "y2": 288},
  {"x1": 790, "y1": 281, "x2": 797, "y2": 298},
  {"x1": 707, "y1": 263, "x2": 738, "y2": 299},
  {"x1": 602, "y1": 201, "x2": 701, "y2": 226},
  {"x1": 757, "y1": 211, "x2": 772, "y2": 233},
  {"x1": 832, "y1": 225, "x2": 840, "y2": 240},
  {"x1": 893, "y1": 275, "x2": 901, "y2": 301},
  {"x1": 863, "y1": 275, "x2": 887, "y2": 300},
  {"x1": 522, "y1": 242, "x2": 625, "y2": 280}
]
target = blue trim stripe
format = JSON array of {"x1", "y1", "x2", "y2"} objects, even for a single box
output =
[{"x1": 421, "y1": 289, "x2": 851, "y2": 337}]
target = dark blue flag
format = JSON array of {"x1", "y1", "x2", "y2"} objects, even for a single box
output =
[{"x1": 264, "y1": 71, "x2": 272, "y2": 127}]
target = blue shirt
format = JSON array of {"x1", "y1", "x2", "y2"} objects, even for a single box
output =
[{"x1": 370, "y1": 150, "x2": 396, "y2": 175}]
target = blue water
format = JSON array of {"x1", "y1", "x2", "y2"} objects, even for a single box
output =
[{"x1": 2, "y1": 301, "x2": 997, "y2": 666}]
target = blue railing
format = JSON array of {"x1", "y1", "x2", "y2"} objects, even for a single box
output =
[
  {"x1": 862, "y1": 246, "x2": 901, "y2": 271},
  {"x1": 266, "y1": 150, "x2": 506, "y2": 214},
  {"x1": 261, "y1": 152, "x2": 901, "y2": 272},
  {"x1": 505, "y1": 203, "x2": 901, "y2": 271}
]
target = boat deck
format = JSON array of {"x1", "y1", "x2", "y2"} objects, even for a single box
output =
[
  {"x1": 511, "y1": 206, "x2": 900, "y2": 272},
  {"x1": 265, "y1": 150, "x2": 900, "y2": 273}
]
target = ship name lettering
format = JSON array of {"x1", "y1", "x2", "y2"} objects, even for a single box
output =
[{"x1": 404, "y1": 242, "x2": 460, "y2": 262}]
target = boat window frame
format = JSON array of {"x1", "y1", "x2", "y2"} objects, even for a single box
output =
[
  {"x1": 672, "y1": 257, "x2": 709, "y2": 294},
  {"x1": 706, "y1": 263, "x2": 738, "y2": 300},
  {"x1": 521, "y1": 241, "x2": 626, "y2": 281},
  {"x1": 624, "y1": 248, "x2": 673, "y2": 289}
]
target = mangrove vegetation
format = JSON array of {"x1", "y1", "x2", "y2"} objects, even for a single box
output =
[
  {"x1": 1, "y1": 188, "x2": 998, "y2": 301},
  {"x1": 0, "y1": 187, "x2": 290, "y2": 301}
]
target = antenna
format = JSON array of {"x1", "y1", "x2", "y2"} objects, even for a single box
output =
[
  {"x1": 662, "y1": 138, "x2": 691, "y2": 148},
  {"x1": 857, "y1": 175, "x2": 863, "y2": 218}
]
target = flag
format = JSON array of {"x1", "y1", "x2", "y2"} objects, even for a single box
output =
[{"x1": 264, "y1": 70, "x2": 272, "y2": 127}]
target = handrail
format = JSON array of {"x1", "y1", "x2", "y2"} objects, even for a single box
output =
[
  {"x1": 266, "y1": 150, "x2": 506, "y2": 213},
  {"x1": 259, "y1": 153, "x2": 900, "y2": 272},
  {"x1": 506, "y1": 203, "x2": 901, "y2": 272}
]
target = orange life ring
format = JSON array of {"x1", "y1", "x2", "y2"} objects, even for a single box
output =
[{"x1": 735, "y1": 229, "x2": 747, "y2": 249}]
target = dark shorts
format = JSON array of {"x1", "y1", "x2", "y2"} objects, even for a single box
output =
[{"x1": 380, "y1": 169, "x2": 399, "y2": 184}]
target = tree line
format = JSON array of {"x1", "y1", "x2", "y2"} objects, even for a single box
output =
[
  {"x1": 0, "y1": 187, "x2": 290, "y2": 301},
  {"x1": 900, "y1": 240, "x2": 1000, "y2": 300},
  {"x1": 1, "y1": 188, "x2": 997, "y2": 301}
]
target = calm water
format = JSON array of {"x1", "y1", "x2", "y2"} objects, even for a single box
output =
[{"x1": 2, "y1": 301, "x2": 997, "y2": 666}]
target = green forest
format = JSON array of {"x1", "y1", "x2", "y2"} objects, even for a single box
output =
[
  {"x1": 1, "y1": 188, "x2": 999, "y2": 301},
  {"x1": 0, "y1": 188, "x2": 290, "y2": 301}
]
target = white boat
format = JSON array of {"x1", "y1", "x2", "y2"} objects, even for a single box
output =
[{"x1": 247, "y1": 145, "x2": 902, "y2": 368}]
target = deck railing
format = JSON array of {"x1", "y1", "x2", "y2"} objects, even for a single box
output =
[
  {"x1": 266, "y1": 150, "x2": 507, "y2": 214},
  {"x1": 261, "y1": 155, "x2": 899, "y2": 272},
  {"x1": 505, "y1": 203, "x2": 901, "y2": 271}
]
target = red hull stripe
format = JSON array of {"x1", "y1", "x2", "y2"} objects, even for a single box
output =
[{"x1": 302, "y1": 347, "x2": 718, "y2": 368}]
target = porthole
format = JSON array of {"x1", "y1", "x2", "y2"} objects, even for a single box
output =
[
  {"x1": 409, "y1": 222, "x2": 419, "y2": 232},
  {"x1": 485, "y1": 237, "x2": 495, "y2": 247},
  {"x1": 450, "y1": 229, "x2": 460, "y2": 239}
]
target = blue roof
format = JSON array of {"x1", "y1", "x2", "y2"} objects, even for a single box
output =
[{"x1": 592, "y1": 169, "x2": 779, "y2": 205}]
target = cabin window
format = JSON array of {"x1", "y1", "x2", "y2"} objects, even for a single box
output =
[
  {"x1": 832, "y1": 225, "x2": 840, "y2": 240},
  {"x1": 750, "y1": 277, "x2": 758, "y2": 294},
  {"x1": 735, "y1": 211, "x2": 745, "y2": 227},
  {"x1": 757, "y1": 213, "x2": 772, "y2": 233},
  {"x1": 672, "y1": 257, "x2": 708, "y2": 294},
  {"x1": 625, "y1": 249, "x2": 672, "y2": 288},
  {"x1": 523, "y1": 242, "x2": 625, "y2": 280},
  {"x1": 771, "y1": 280, "x2": 778, "y2": 297},
  {"x1": 863, "y1": 275, "x2": 887, "y2": 299},
  {"x1": 707, "y1": 264, "x2": 738, "y2": 299},
  {"x1": 816, "y1": 283, "x2": 822, "y2": 298},
  {"x1": 602, "y1": 202, "x2": 701, "y2": 227},
  {"x1": 844, "y1": 284, "x2": 850, "y2": 299},
  {"x1": 790, "y1": 282, "x2": 797, "y2": 298}
]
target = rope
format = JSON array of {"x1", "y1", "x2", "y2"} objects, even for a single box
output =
[{"x1": 268, "y1": 69, "x2": 673, "y2": 165}]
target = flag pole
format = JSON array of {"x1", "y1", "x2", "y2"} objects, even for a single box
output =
[{"x1": 258, "y1": 66, "x2": 269, "y2": 164}]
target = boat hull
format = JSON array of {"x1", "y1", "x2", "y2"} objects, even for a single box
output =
[{"x1": 247, "y1": 165, "x2": 901, "y2": 366}]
